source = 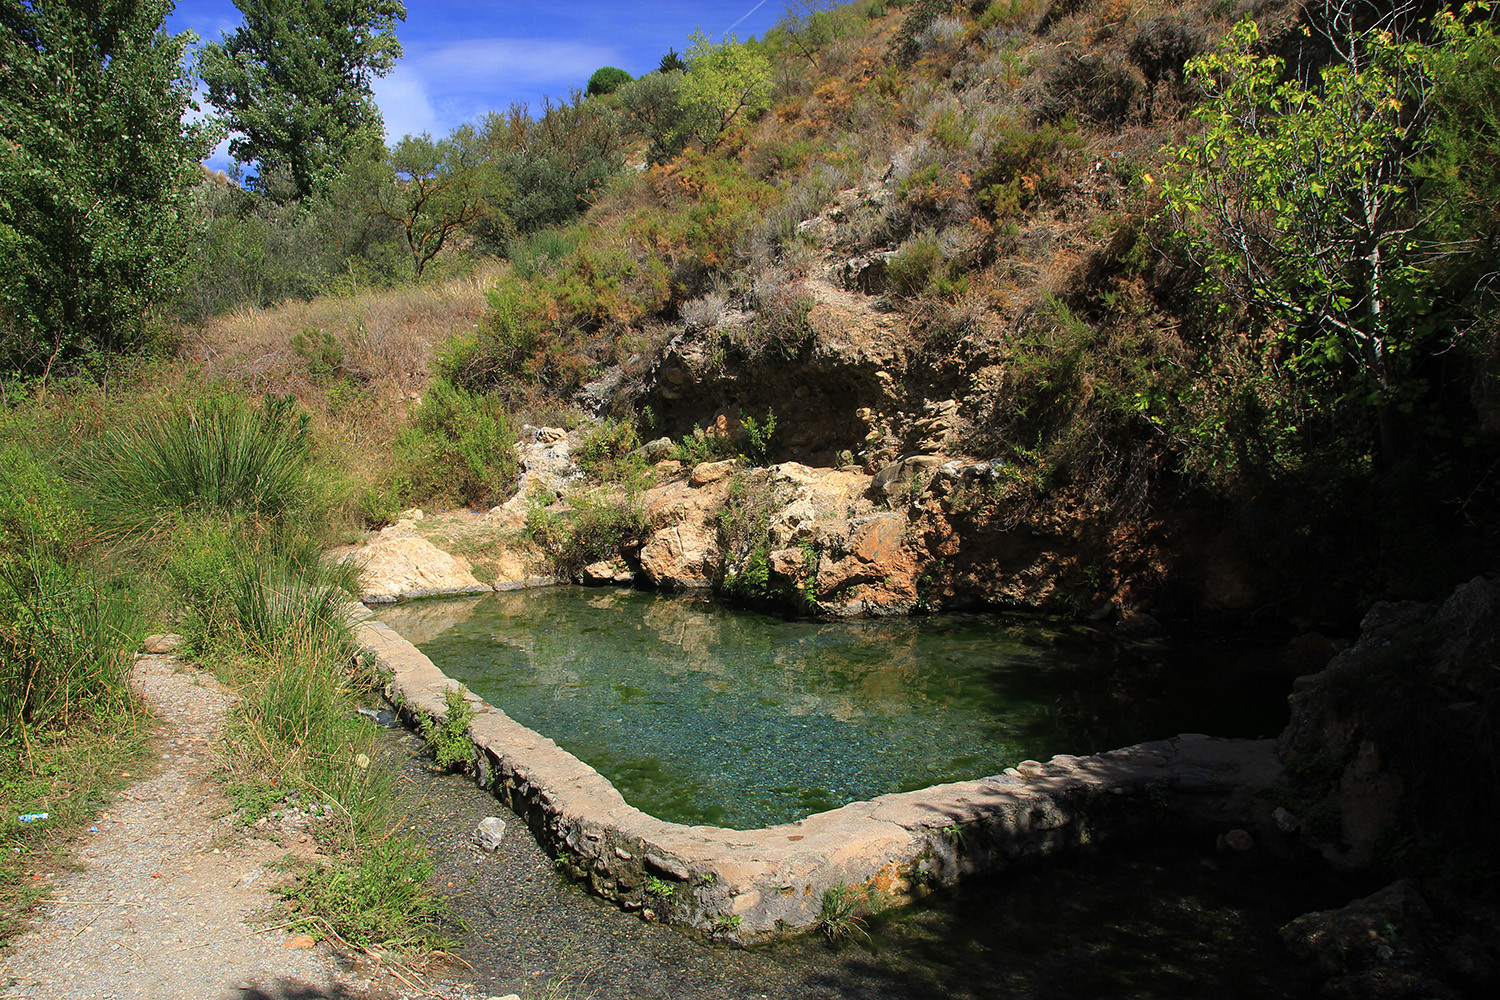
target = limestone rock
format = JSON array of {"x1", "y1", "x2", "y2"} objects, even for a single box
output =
[
  {"x1": 580, "y1": 558, "x2": 634, "y2": 585},
  {"x1": 871, "y1": 454, "x2": 946, "y2": 500},
  {"x1": 1281, "y1": 879, "x2": 1431, "y2": 975},
  {"x1": 689, "y1": 460, "x2": 736, "y2": 487},
  {"x1": 476, "y1": 817, "x2": 507, "y2": 851},
  {"x1": 344, "y1": 536, "x2": 491, "y2": 603},
  {"x1": 639, "y1": 519, "x2": 720, "y2": 590}
]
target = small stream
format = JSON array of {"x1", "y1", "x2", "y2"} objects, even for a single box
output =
[{"x1": 377, "y1": 587, "x2": 1294, "y2": 828}]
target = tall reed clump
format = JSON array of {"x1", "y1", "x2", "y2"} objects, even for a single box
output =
[
  {"x1": 69, "y1": 391, "x2": 452, "y2": 949},
  {"x1": 0, "y1": 448, "x2": 141, "y2": 754},
  {"x1": 79, "y1": 393, "x2": 320, "y2": 544}
]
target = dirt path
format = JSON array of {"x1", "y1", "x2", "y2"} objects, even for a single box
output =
[{"x1": 0, "y1": 650, "x2": 473, "y2": 1000}]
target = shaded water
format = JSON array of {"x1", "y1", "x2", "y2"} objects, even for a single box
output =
[{"x1": 379, "y1": 587, "x2": 1292, "y2": 829}]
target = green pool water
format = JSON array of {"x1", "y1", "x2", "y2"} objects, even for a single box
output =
[{"x1": 378, "y1": 588, "x2": 1292, "y2": 830}]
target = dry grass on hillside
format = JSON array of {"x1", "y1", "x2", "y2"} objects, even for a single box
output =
[{"x1": 178, "y1": 266, "x2": 501, "y2": 401}]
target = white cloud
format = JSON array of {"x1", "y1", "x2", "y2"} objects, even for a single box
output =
[
  {"x1": 413, "y1": 37, "x2": 619, "y2": 87},
  {"x1": 373, "y1": 65, "x2": 440, "y2": 142}
]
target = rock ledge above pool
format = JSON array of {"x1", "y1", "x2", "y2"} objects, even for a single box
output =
[{"x1": 353, "y1": 607, "x2": 1283, "y2": 943}]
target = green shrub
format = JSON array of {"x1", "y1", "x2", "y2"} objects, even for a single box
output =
[
  {"x1": 79, "y1": 393, "x2": 318, "y2": 542},
  {"x1": 394, "y1": 379, "x2": 519, "y2": 508},
  {"x1": 973, "y1": 120, "x2": 1084, "y2": 219},
  {"x1": 418, "y1": 687, "x2": 475, "y2": 770},
  {"x1": 576, "y1": 418, "x2": 648, "y2": 483},
  {"x1": 0, "y1": 554, "x2": 140, "y2": 745}
]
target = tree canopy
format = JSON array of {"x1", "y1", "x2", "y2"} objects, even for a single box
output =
[
  {"x1": 200, "y1": 0, "x2": 406, "y2": 201},
  {"x1": 0, "y1": 0, "x2": 211, "y2": 385}
]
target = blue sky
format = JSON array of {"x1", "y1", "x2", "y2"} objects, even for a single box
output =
[{"x1": 167, "y1": 2, "x2": 786, "y2": 169}]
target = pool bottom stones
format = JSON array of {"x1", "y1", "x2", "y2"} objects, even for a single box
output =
[{"x1": 354, "y1": 610, "x2": 1285, "y2": 944}]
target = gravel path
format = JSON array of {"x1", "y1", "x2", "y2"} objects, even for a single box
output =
[{"x1": 0, "y1": 652, "x2": 440, "y2": 1000}]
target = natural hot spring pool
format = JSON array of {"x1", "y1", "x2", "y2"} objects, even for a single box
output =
[{"x1": 378, "y1": 587, "x2": 1293, "y2": 829}]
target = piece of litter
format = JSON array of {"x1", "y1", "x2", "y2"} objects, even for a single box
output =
[
  {"x1": 18, "y1": 813, "x2": 48, "y2": 823},
  {"x1": 90, "y1": 826, "x2": 99, "y2": 832}
]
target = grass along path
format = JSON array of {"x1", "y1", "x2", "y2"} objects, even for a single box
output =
[{"x1": 0, "y1": 645, "x2": 475, "y2": 1000}]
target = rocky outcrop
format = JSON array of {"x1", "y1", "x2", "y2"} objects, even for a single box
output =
[
  {"x1": 1275, "y1": 577, "x2": 1500, "y2": 871},
  {"x1": 342, "y1": 523, "x2": 491, "y2": 603}
]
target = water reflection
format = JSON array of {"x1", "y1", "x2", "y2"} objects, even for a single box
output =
[{"x1": 378, "y1": 589, "x2": 1290, "y2": 829}]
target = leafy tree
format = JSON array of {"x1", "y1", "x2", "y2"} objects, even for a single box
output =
[
  {"x1": 615, "y1": 70, "x2": 699, "y2": 164},
  {"x1": 680, "y1": 31, "x2": 774, "y2": 146},
  {"x1": 199, "y1": 0, "x2": 406, "y2": 201},
  {"x1": 586, "y1": 66, "x2": 633, "y2": 96},
  {"x1": 1161, "y1": 11, "x2": 1439, "y2": 461},
  {"x1": 370, "y1": 128, "x2": 507, "y2": 278},
  {"x1": 0, "y1": 0, "x2": 212, "y2": 385},
  {"x1": 479, "y1": 94, "x2": 624, "y2": 234},
  {"x1": 778, "y1": 1, "x2": 841, "y2": 67}
]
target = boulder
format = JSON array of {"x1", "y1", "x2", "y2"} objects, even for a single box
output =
[
  {"x1": 689, "y1": 460, "x2": 736, "y2": 487},
  {"x1": 344, "y1": 536, "x2": 491, "y2": 603}
]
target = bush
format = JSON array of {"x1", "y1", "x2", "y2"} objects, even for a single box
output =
[
  {"x1": 79, "y1": 393, "x2": 318, "y2": 542},
  {"x1": 394, "y1": 379, "x2": 520, "y2": 508}
]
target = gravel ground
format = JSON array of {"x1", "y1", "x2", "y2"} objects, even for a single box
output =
[{"x1": 0, "y1": 653, "x2": 467, "y2": 1000}]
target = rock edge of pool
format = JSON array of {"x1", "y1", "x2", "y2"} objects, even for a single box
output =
[{"x1": 352, "y1": 604, "x2": 1284, "y2": 945}]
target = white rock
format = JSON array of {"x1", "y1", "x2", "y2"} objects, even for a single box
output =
[{"x1": 476, "y1": 817, "x2": 507, "y2": 851}]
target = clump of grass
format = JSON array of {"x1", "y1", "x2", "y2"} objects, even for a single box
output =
[
  {"x1": 279, "y1": 834, "x2": 454, "y2": 951},
  {"x1": 418, "y1": 687, "x2": 475, "y2": 771},
  {"x1": 818, "y1": 882, "x2": 871, "y2": 944},
  {"x1": 79, "y1": 393, "x2": 319, "y2": 542}
]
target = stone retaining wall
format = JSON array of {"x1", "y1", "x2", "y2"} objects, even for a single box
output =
[{"x1": 354, "y1": 609, "x2": 1284, "y2": 943}]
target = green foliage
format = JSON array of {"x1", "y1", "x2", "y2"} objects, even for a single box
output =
[
  {"x1": 393, "y1": 379, "x2": 520, "y2": 508},
  {"x1": 0, "y1": 550, "x2": 141, "y2": 747},
  {"x1": 507, "y1": 228, "x2": 578, "y2": 281},
  {"x1": 280, "y1": 834, "x2": 452, "y2": 950},
  {"x1": 681, "y1": 31, "x2": 774, "y2": 146},
  {"x1": 418, "y1": 687, "x2": 474, "y2": 770},
  {"x1": 886, "y1": 234, "x2": 966, "y2": 299},
  {"x1": 79, "y1": 393, "x2": 317, "y2": 542},
  {"x1": 1161, "y1": 15, "x2": 1439, "y2": 460},
  {"x1": 818, "y1": 882, "x2": 871, "y2": 944},
  {"x1": 200, "y1": 1, "x2": 406, "y2": 200},
  {"x1": 0, "y1": 0, "x2": 212, "y2": 383},
  {"x1": 586, "y1": 66, "x2": 634, "y2": 96},
  {"x1": 658, "y1": 47, "x2": 687, "y2": 73},
  {"x1": 973, "y1": 120, "x2": 1083, "y2": 219},
  {"x1": 371, "y1": 127, "x2": 508, "y2": 278},
  {"x1": 672, "y1": 429, "x2": 738, "y2": 465},
  {"x1": 479, "y1": 93, "x2": 625, "y2": 235},
  {"x1": 615, "y1": 70, "x2": 699, "y2": 164},
  {"x1": 739, "y1": 408, "x2": 779, "y2": 466},
  {"x1": 576, "y1": 418, "x2": 647, "y2": 482},
  {"x1": 173, "y1": 170, "x2": 408, "y2": 321},
  {"x1": 558, "y1": 488, "x2": 650, "y2": 568},
  {"x1": 644, "y1": 875, "x2": 676, "y2": 898}
]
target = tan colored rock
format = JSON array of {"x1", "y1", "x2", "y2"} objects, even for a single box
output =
[
  {"x1": 639, "y1": 521, "x2": 720, "y2": 589},
  {"x1": 768, "y1": 547, "x2": 807, "y2": 581},
  {"x1": 343, "y1": 535, "x2": 491, "y2": 603},
  {"x1": 142, "y1": 633, "x2": 185, "y2": 655},
  {"x1": 690, "y1": 460, "x2": 736, "y2": 487}
]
